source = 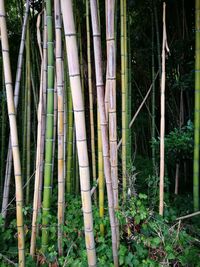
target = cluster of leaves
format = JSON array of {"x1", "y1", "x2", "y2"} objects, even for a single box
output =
[{"x1": 153, "y1": 120, "x2": 194, "y2": 163}]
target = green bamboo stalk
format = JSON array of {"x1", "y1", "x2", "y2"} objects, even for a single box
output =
[
  {"x1": 61, "y1": 1, "x2": 97, "y2": 265},
  {"x1": 0, "y1": 1, "x2": 25, "y2": 265},
  {"x1": 41, "y1": 0, "x2": 55, "y2": 251},
  {"x1": 193, "y1": 0, "x2": 200, "y2": 211},
  {"x1": 66, "y1": 84, "x2": 73, "y2": 194}
]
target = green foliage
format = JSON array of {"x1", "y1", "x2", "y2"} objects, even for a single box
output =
[{"x1": 153, "y1": 120, "x2": 194, "y2": 163}]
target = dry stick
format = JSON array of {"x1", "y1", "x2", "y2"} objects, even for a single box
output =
[
  {"x1": 159, "y1": 2, "x2": 169, "y2": 216},
  {"x1": 176, "y1": 211, "x2": 200, "y2": 221},
  {"x1": 90, "y1": 178, "x2": 99, "y2": 196},
  {"x1": 90, "y1": 0, "x2": 118, "y2": 265},
  {"x1": 106, "y1": 0, "x2": 119, "y2": 247},
  {"x1": 0, "y1": 253, "x2": 17, "y2": 266},
  {"x1": 0, "y1": 1, "x2": 25, "y2": 266},
  {"x1": 54, "y1": 0, "x2": 65, "y2": 256},
  {"x1": 61, "y1": 1, "x2": 97, "y2": 266},
  {"x1": 117, "y1": 71, "x2": 159, "y2": 149},
  {"x1": 1, "y1": 0, "x2": 29, "y2": 219},
  {"x1": 30, "y1": 11, "x2": 45, "y2": 257}
]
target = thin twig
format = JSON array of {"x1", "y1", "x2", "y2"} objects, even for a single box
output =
[{"x1": 176, "y1": 211, "x2": 200, "y2": 221}]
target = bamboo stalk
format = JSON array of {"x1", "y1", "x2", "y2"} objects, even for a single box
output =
[
  {"x1": 193, "y1": 0, "x2": 200, "y2": 211},
  {"x1": 86, "y1": 0, "x2": 97, "y2": 203},
  {"x1": 54, "y1": 0, "x2": 65, "y2": 256},
  {"x1": 159, "y1": 2, "x2": 169, "y2": 216},
  {"x1": 0, "y1": 1, "x2": 25, "y2": 265},
  {"x1": 106, "y1": 0, "x2": 119, "y2": 246},
  {"x1": 120, "y1": 0, "x2": 127, "y2": 201},
  {"x1": 25, "y1": 18, "x2": 31, "y2": 205},
  {"x1": 61, "y1": 1, "x2": 97, "y2": 266},
  {"x1": 41, "y1": 0, "x2": 55, "y2": 251},
  {"x1": 90, "y1": 0, "x2": 118, "y2": 265},
  {"x1": 30, "y1": 10, "x2": 47, "y2": 256},
  {"x1": 1, "y1": 0, "x2": 29, "y2": 218}
]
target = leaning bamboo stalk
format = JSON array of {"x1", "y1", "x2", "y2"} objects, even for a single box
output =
[
  {"x1": 30, "y1": 11, "x2": 46, "y2": 256},
  {"x1": 90, "y1": 0, "x2": 118, "y2": 265},
  {"x1": 54, "y1": 0, "x2": 65, "y2": 256},
  {"x1": 1, "y1": 0, "x2": 29, "y2": 218},
  {"x1": 86, "y1": 0, "x2": 97, "y2": 202},
  {"x1": 159, "y1": 2, "x2": 169, "y2": 216},
  {"x1": 0, "y1": 1, "x2": 25, "y2": 266},
  {"x1": 106, "y1": 0, "x2": 119, "y2": 245},
  {"x1": 61, "y1": 1, "x2": 96, "y2": 266}
]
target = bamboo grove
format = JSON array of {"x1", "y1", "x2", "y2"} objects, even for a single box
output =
[{"x1": 0, "y1": 0, "x2": 199, "y2": 266}]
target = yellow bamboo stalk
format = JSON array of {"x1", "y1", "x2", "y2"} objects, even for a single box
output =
[
  {"x1": 0, "y1": 1, "x2": 25, "y2": 266},
  {"x1": 61, "y1": 1, "x2": 96, "y2": 266}
]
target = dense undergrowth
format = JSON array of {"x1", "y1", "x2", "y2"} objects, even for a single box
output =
[{"x1": 0, "y1": 173, "x2": 200, "y2": 267}]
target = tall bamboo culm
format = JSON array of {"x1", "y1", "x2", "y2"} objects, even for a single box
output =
[
  {"x1": 61, "y1": 1, "x2": 97, "y2": 266},
  {"x1": 30, "y1": 9, "x2": 47, "y2": 256},
  {"x1": 106, "y1": 0, "x2": 119, "y2": 245},
  {"x1": 41, "y1": 0, "x2": 55, "y2": 251},
  {"x1": 1, "y1": 0, "x2": 29, "y2": 218},
  {"x1": 54, "y1": 0, "x2": 65, "y2": 256},
  {"x1": 86, "y1": 0, "x2": 97, "y2": 203},
  {"x1": 159, "y1": 2, "x2": 169, "y2": 216},
  {"x1": 0, "y1": 1, "x2": 25, "y2": 265},
  {"x1": 120, "y1": 0, "x2": 127, "y2": 201},
  {"x1": 90, "y1": 0, "x2": 118, "y2": 265},
  {"x1": 193, "y1": 0, "x2": 200, "y2": 211}
]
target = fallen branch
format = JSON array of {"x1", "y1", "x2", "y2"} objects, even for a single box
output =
[
  {"x1": 176, "y1": 211, "x2": 200, "y2": 221},
  {"x1": 0, "y1": 253, "x2": 17, "y2": 266}
]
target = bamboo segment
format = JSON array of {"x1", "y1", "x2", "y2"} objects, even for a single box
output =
[
  {"x1": 41, "y1": 0, "x2": 55, "y2": 251},
  {"x1": 159, "y1": 2, "x2": 169, "y2": 216},
  {"x1": 1, "y1": 0, "x2": 29, "y2": 218},
  {"x1": 90, "y1": 0, "x2": 118, "y2": 265},
  {"x1": 106, "y1": 0, "x2": 119, "y2": 245},
  {"x1": 193, "y1": 0, "x2": 200, "y2": 211},
  {"x1": 66, "y1": 83, "x2": 73, "y2": 194},
  {"x1": 98, "y1": 111, "x2": 104, "y2": 235},
  {"x1": 0, "y1": 1, "x2": 25, "y2": 266},
  {"x1": 86, "y1": 0, "x2": 97, "y2": 202},
  {"x1": 54, "y1": 0, "x2": 65, "y2": 256},
  {"x1": 61, "y1": 1, "x2": 97, "y2": 266}
]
